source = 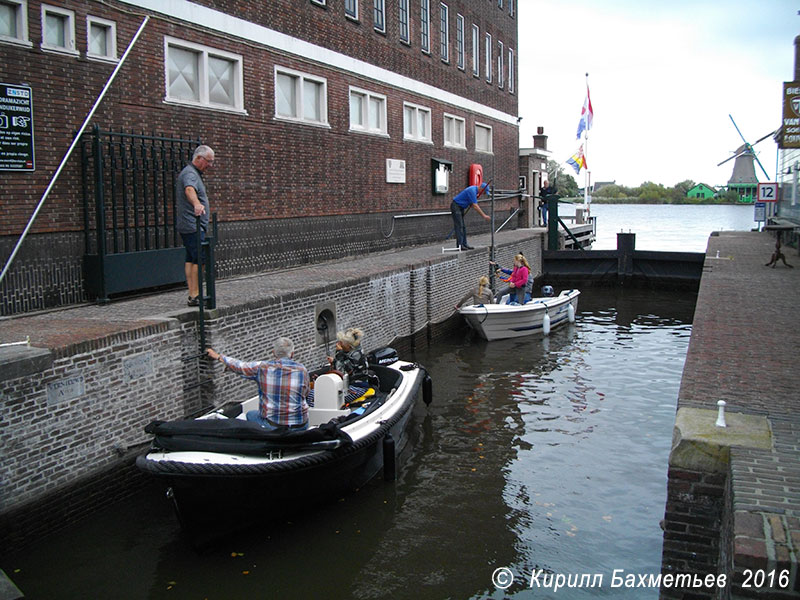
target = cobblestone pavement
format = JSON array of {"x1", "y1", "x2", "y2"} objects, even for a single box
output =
[
  {"x1": 0, "y1": 229, "x2": 535, "y2": 351},
  {"x1": 682, "y1": 231, "x2": 800, "y2": 590}
]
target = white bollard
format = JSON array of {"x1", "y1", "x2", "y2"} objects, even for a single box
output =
[{"x1": 715, "y1": 400, "x2": 727, "y2": 428}]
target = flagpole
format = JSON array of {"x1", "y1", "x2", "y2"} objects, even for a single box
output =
[{"x1": 584, "y1": 73, "x2": 590, "y2": 214}]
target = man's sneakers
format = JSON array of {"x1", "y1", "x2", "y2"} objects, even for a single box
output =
[
  {"x1": 187, "y1": 295, "x2": 199, "y2": 307},
  {"x1": 460, "y1": 244, "x2": 475, "y2": 250}
]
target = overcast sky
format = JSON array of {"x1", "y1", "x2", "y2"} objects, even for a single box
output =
[{"x1": 517, "y1": 0, "x2": 798, "y2": 189}]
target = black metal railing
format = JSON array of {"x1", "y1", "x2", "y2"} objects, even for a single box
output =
[
  {"x1": 80, "y1": 127, "x2": 213, "y2": 301},
  {"x1": 81, "y1": 126, "x2": 201, "y2": 255}
]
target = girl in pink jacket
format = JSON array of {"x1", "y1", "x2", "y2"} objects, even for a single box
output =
[{"x1": 492, "y1": 253, "x2": 532, "y2": 304}]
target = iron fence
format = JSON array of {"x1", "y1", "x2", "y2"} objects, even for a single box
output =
[{"x1": 81, "y1": 126, "x2": 201, "y2": 255}]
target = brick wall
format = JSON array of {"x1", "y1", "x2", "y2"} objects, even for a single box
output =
[
  {"x1": 0, "y1": 0, "x2": 520, "y2": 314},
  {"x1": 0, "y1": 234, "x2": 541, "y2": 547},
  {"x1": 661, "y1": 466, "x2": 730, "y2": 599}
]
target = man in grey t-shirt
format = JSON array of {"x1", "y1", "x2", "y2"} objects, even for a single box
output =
[{"x1": 176, "y1": 144, "x2": 214, "y2": 306}]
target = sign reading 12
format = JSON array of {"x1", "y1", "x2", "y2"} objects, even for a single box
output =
[{"x1": 757, "y1": 182, "x2": 777, "y2": 202}]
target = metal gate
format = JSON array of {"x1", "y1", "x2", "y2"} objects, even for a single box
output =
[{"x1": 80, "y1": 126, "x2": 202, "y2": 301}]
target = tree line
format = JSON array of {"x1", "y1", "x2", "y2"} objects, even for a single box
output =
[{"x1": 545, "y1": 160, "x2": 738, "y2": 204}]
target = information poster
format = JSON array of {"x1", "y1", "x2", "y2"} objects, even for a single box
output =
[
  {"x1": 754, "y1": 202, "x2": 766, "y2": 223},
  {"x1": 0, "y1": 83, "x2": 35, "y2": 171},
  {"x1": 386, "y1": 159, "x2": 406, "y2": 184}
]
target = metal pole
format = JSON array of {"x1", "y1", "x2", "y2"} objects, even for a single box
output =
[
  {"x1": 0, "y1": 16, "x2": 150, "y2": 287},
  {"x1": 205, "y1": 213, "x2": 217, "y2": 309},
  {"x1": 489, "y1": 158, "x2": 496, "y2": 291},
  {"x1": 196, "y1": 215, "x2": 206, "y2": 353},
  {"x1": 583, "y1": 73, "x2": 590, "y2": 214}
]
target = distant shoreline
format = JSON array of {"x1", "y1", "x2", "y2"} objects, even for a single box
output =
[{"x1": 559, "y1": 197, "x2": 745, "y2": 206}]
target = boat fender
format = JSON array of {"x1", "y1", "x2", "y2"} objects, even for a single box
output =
[
  {"x1": 567, "y1": 302, "x2": 575, "y2": 323},
  {"x1": 383, "y1": 433, "x2": 396, "y2": 481},
  {"x1": 422, "y1": 374, "x2": 433, "y2": 406},
  {"x1": 542, "y1": 310, "x2": 551, "y2": 336}
]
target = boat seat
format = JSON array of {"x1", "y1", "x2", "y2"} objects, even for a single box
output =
[
  {"x1": 235, "y1": 396, "x2": 261, "y2": 420},
  {"x1": 308, "y1": 373, "x2": 349, "y2": 427}
]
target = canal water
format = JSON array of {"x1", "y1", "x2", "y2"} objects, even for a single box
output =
[
  {"x1": 2, "y1": 287, "x2": 695, "y2": 599},
  {"x1": 572, "y1": 202, "x2": 758, "y2": 252}
]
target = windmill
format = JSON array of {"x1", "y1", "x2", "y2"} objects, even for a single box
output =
[{"x1": 717, "y1": 115, "x2": 776, "y2": 203}]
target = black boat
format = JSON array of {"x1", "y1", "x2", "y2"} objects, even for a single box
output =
[{"x1": 136, "y1": 348, "x2": 431, "y2": 544}]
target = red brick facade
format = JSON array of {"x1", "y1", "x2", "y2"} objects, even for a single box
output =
[{"x1": 0, "y1": 0, "x2": 519, "y2": 314}]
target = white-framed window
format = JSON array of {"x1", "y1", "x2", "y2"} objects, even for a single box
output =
[
  {"x1": 0, "y1": 0, "x2": 30, "y2": 46},
  {"x1": 497, "y1": 40, "x2": 504, "y2": 88},
  {"x1": 443, "y1": 113, "x2": 465, "y2": 149},
  {"x1": 508, "y1": 48, "x2": 515, "y2": 94},
  {"x1": 311, "y1": 0, "x2": 326, "y2": 5},
  {"x1": 497, "y1": 0, "x2": 503, "y2": 8},
  {"x1": 345, "y1": 0, "x2": 358, "y2": 20},
  {"x1": 484, "y1": 32, "x2": 492, "y2": 83},
  {"x1": 374, "y1": 0, "x2": 385, "y2": 33},
  {"x1": 509, "y1": 0, "x2": 515, "y2": 18},
  {"x1": 41, "y1": 4, "x2": 77, "y2": 55},
  {"x1": 349, "y1": 87, "x2": 388, "y2": 136},
  {"x1": 471, "y1": 24, "x2": 479, "y2": 77},
  {"x1": 475, "y1": 122, "x2": 493, "y2": 153},
  {"x1": 455, "y1": 14, "x2": 464, "y2": 70},
  {"x1": 275, "y1": 66, "x2": 328, "y2": 126},
  {"x1": 86, "y1": 15, "x2": 117, "y2": 62},
  {"x1": 439, "y1": 3, "x2": 448, "y2": 63},
  {"x1": 399, "y1": 0, "x2": 410, "y2": 43},
  {"x1": 165, "y1": 37, "x2": 245, "y2": 113},
  {"x1": 420, "y1": 0, "x2": 430, "y2": 53},
  {"x1": 403, "y1": 102, "x2": 432, "y2": 143}
]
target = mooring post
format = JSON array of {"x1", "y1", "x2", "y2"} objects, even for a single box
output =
[
  {"x1": 547, "y1": 195, "x2": 560, "y2": 250},
  {"x1": 617, "y1": 232, "x2": 636, "y2": 283}
]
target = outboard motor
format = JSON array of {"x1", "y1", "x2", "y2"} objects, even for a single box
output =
[
  {"x1": 541, "y1": 285, "x2": 555, "y2": 297},
  {"x1": 367, "y1": 346, "x2": 399, "y2": 366}
]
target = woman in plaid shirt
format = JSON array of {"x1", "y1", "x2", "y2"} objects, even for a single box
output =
[{"x1": 206, "y1": 337, "x2": 310, "y2": 431}]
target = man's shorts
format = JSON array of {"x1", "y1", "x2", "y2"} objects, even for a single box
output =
[{"x1": 180, "y1": 230, "x2": 205, "y2": 265}]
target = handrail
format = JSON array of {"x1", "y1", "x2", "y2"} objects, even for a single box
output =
[{"x1": 0, "y1": 16, "x2": 150, "y2": 287}]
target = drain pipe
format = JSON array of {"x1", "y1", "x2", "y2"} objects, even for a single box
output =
[{"x1": 0, "y1": 16, "x2": 150, "y2": 288}]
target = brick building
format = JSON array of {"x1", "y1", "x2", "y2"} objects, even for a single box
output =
[{"x1": 0, "y1": 0, "x2": 520, "y2": 315}]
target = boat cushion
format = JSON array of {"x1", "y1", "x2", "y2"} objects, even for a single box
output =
[{"x1": 144, "y1": 418, "x2": 352, "y2": 455}]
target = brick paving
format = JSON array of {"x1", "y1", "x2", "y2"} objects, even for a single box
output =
[{"x1": 680, "y1": 231, "x2": 800, "y2": 596}]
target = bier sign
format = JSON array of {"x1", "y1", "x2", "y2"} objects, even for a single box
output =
[
  {"x1": 0, "y1": 83, "x2": 35, "y2": 171},
  {"x1": 781, "y1": 82, "x2": 800, "y2": 149}
]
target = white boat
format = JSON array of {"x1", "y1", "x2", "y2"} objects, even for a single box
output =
[
  {"x1": 458, "y1": 289, "x2": 580, "y2": 341},
  {"x1": 136, "y1": 348, "x2": 431, "y2": 545}
]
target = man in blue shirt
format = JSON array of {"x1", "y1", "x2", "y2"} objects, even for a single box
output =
[{"x1": 450, "y1": 182, "x2": 491, "y2": 250}]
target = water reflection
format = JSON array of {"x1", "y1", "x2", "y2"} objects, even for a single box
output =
[{"x1": 1, "y1": 288, "x2": 694, "y2": 600}]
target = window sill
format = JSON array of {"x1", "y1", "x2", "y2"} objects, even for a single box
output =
[
  {"x1": 86, "y1": 53, "x2": 119, "y2": 64},
  {"x1": 349, "y1": 128, "x2": 390, "y2": 138},
  {"x1": 403, "y1": 137, "x2": 434, "y2": 145},
  {"x1": 273, "y1": 115, "x2": 331, "y2": 129},
  {"x1": 40, "y1": 45, "x2": 80, "y2": 57},
  {"x1": 0, "y1": 37, "x2": 32, "y2": 49},
  {"x1": 163, "y1": 98, "x2": 248, "y2": 116}
]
